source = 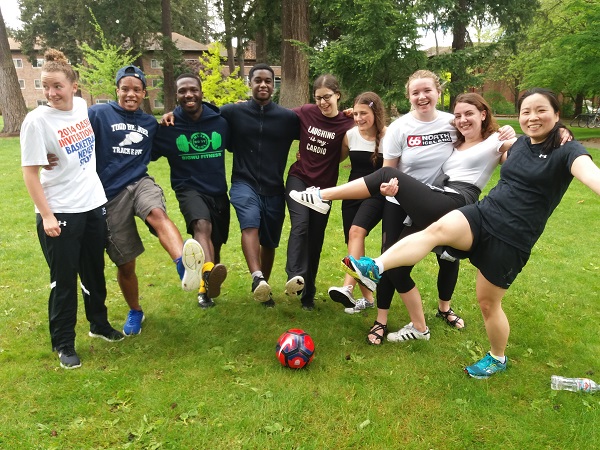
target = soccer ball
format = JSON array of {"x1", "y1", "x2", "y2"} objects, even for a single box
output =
[{"x1": 275, "y1": 329, "x2": 315, "y2": 369}]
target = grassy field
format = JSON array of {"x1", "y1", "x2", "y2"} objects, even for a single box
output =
[{"x1": 0, "y1": 127, "x2": 599, "y2": 448}]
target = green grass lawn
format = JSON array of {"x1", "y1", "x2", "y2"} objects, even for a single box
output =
[
  {"x1": 0, "y1": 131, "x2": 599, "y2": 448},
  {"x1": 497, "y1": 117, "x2": 600, "y2": 141}
]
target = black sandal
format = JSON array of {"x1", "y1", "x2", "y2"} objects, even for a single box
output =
[
  {"x1": 436, "y1": 307, "x2": 465, "y2": 329},
  {"x1": 366, "y1": 320, "x2": 387, "y2": 345}
]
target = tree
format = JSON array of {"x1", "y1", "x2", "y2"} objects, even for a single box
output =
[
  {"x1": 161, "y1": 0, "x2": 176, "y2": 111},
  {"x1": 418, "y1": 0, "x2": 540, "y2": 106},
  {"x1": 0, "y1": 8, "x2": 27, "y2": 135},
  {"x1": 75, "y1": 11, "x2": 139, "y2": 102},
  {"x1": 279, "y1": 0, "x2": 310, "y2": 107},
  {"x1": 198, "y1": 43, "x2": 248, "y2": 106},
  {"x1": 309, "y1": 0, "x2": 425, "y2": 109}
]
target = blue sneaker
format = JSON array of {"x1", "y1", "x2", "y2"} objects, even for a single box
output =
[
  {"x1": 464, "y1": 352, "x2": 507, "y2": 379},
  {"x1": 341, "y1": 256, "x2": 380, "y2": 292},
  {"x1": 123, "y1": 309, "x2": 145, "y2": 336}
]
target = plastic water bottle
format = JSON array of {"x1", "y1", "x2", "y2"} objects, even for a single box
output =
[{"x1": 551, "y1": 375, "x2": 600, "y2": 393}]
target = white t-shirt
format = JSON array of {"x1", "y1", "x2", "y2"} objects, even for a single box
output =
[
  {"x1": 382, "y1": 111, "x2": 456, "y2": 204},
  {"x1": 443, "y1": 132, "x2": 503, "y2": 191},
  {"x1": 20, "y1": 97, "x2": 106, "y2": 213},
  {"x1": 347, "y1": 126, "x2": 376, "y2": 153}
]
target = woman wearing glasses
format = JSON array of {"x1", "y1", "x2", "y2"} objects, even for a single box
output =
[{"x1": 284, "y1": 74, "x2": 354, "y2": 310}]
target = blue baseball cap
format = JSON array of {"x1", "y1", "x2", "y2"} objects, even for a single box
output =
[{"x1": 115, "y1": 65, "x2": 146, "y2": 88}]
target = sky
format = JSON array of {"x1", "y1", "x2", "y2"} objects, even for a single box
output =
[
  {"x1": 1, "y1": 2, "x2": 451, "y2": 49},
  {"x1": 1, "y1": 2, "x2": 22, "y2": 29}
]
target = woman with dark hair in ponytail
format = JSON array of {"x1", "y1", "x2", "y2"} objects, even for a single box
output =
[
  {"x1": 326, "y1": 92, "x2": 387, "y2": 314},
  {"x1": 343, "y1": 88, "x2": 600, "y2": 378}
]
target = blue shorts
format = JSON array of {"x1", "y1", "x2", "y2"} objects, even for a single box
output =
[{"x1": 229, "y1": 182, "x2": 285, "y2": 248}]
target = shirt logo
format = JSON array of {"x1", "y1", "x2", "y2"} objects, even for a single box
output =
[
  {"x1": 176, "y1": 131, "x2": 223, "y2": 160},
  {"x1": 407, "y1": 132, "x2": 452, "y2": 147}
]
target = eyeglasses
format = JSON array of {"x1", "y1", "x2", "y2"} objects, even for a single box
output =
[{"x1": 315, "y1": 93, "x2": 335, "y2": 102}]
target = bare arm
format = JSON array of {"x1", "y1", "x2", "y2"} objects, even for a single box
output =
[
  {"x1": 339, "y1": 133, "x2": 349, "y2": 162},
  {"x1": 571, "y1": 154, "x2": 600, "y2": 195},
  {"x1": 22, "y1": 166, "x2": 60, "y2": 236}
]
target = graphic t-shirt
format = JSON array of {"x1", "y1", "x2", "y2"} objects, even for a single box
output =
[
  {"x1": 288, "y1": 104, "x2": 354, "y2": 188},
  {"x1": 152, "y1": 103, "x2": 229, "y2": 196},
  {"x1": 20, "y1": 96, "x2": 106, "y2": 213},
  {"x1": 88, "y1": 102, "x2": 158, "y2": 201}
]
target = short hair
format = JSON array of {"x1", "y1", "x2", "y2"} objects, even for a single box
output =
[
  {"x1": 249, "y1": 63, "x2": 274, "y2": 81},
  {"x1": 176, "y1": 73, "x2": 202, "y2": 88},
  {"x1": 42, "y1": 49, "x2": 77, "y2": 84}
]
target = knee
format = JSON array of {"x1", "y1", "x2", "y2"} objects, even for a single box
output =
[
  {"x1": 348, "y1": 226, "x2": 367, "y2": 241},
  {"x1": 118, "y1": 260, "x2": 136, "y2": 278}
]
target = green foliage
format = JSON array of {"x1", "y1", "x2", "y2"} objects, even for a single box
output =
[
  {"x1": 309, "y1": 0, "x2": 426, "y2": 109},
  {"x1": 197, "y1": 43, "x2": 248, "y2": 106},
  {"x1": 484, "y1": 91, "x2": 516, "y2": 115},
  {"x1": 74, "y1": 10, "x2": 140, "y2": 101}
]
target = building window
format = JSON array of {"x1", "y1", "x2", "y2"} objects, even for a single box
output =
[
  {"x1": 13, "y1": 59, "x2": 23, "y2": 69},
  {"x1": 34, "y1": 79, "x2": 42, "y2": 89},
  {"x1": 37, "y1": 100, "x2": 48, "y2": 106},
  {"x1": 19, "y1": 79, "x2": 25, "y2": 89},
  {"x1": 32, "y1": 58, "x2": 44, "y2": 68},
  {"x1": 154, "y1": 99, "x2": 164, "y2": 108},
  {"x1": 151, "y1": 59, "x2": 162, "y2": 69},
  {"x1": 152, "y1": 78, "x2": 162, "y2": 88},
  {"x1": 95, "y1": 99, "x2": 110, "y2": 104}
]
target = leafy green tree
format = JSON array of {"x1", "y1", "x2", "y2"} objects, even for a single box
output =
[
  {"x1": 75, "y1": 11, "x2": 139, "y2": 102},
  {"x1": 309, "y1": 0, "x2": 425, "y2": 109},
  {"x1": 198, "y1": 42, "x2": 248, "y2": 106}
]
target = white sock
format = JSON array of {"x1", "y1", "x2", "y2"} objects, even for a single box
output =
[
  {"x1": 251, "y1": 271, "x2": 264, "y2": 280},
  {"x1": 490, "y1": 353, "x2": 506, "y2": 363},
  {"x1": 374, "y1": 258, "x2": 384, "y2": 274}
]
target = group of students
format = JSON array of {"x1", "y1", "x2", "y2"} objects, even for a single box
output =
[{"x1": 22, "y1": 50, "x2": 600, "y2": 378}]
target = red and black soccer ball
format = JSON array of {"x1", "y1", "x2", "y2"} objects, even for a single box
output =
[{"x1": 275, "y1": 329, "x2": 315, "y2": 369}]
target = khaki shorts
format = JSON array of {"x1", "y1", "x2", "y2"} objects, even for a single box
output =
[{"x1": 105, "y1": 176, "x2": 166, "y2": 266}]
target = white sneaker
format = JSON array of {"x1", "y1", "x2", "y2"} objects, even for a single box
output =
[
  {"x1": 328, "y1": 285, "x2": 356, "y2": 308},
  {"x1": 344, "y1": 298, "x2": 374, "y2": 315},
  {"x1": 289, "y1": 187, "x2": 331, "y2": 214},
  {"x1": 285, "y1": 275, "x2": 305, "y2": 296},
  {"x1": 181, "y1": 239, "x2": 205, "y2": 291},
  {"x1": 387, "y1": 322, "x2": 430, "y2": 342}
]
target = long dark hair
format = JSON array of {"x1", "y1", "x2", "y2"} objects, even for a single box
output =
[
  {"x1": 517, "y1": 88, "x2": 573, "y2": 155},
  {"x1": 453, "y1": 93, "x2": 499, "y2": 148},
  {"x1": 353, "y1": 91, "x2": 386, "y2": 166}
]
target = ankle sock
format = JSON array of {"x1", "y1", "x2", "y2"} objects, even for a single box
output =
[
  {"x1": 174, "y1": 257, "x2": 184, "y2": 279},
  {"x1": 490, "y1": 353, "x2": 506, "y2": 363},
  {"x1": 251, "y1": 271, "x2": 264, "y2": 280},
  {"x1": 374, "y1": 258, "x2": 384, "y2": 275}
]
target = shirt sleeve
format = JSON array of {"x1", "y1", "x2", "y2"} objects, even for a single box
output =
[{"x1": 20, "y1": 115, "x2": 49, "y2": 167}]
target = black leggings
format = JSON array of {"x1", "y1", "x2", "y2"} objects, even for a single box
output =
[{"x1": 367, "y1": 167, "x2": 465, "y2": 310}]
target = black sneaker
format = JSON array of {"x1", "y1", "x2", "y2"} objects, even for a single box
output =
[
  {"x1": 301, "y1": 300, "x2": 315, "y2": 311},
  {"x1": 261, "y1": 294, "x2": 275, "y2": 308},
  {"x1": 89, "y1": 327, "x2": 125, "y2": 342},
  {"x1": 251, "y1": 276, "x2": 271, "y2": 302},
  {"x1": 205, "y1": 263, "x2": 227, "y2": 298},
  {"x1": 57, "y1": 346, "x2": 81, "y2": 369},
  {"x1": 198, "y1": 292, "x2": 216, "y2": 309}
]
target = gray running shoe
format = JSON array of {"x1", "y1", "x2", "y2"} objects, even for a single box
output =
[{"x1": 344, "y1": 298, "x2": 374, "y2": 315}]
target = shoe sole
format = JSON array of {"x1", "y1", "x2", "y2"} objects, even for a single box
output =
[
  {"x1": 123, "y1": 315, "x2": 145, "y2": 336},
  {"x1": 181, "y1": 240, "x2": 205, "y2": 291},
  {"x1": 88, "y1": 331, "x2": 125, "y2": 342},
  {"x1": 340, "y1": 258, "x2": 377, "y2": 292},
  {"x1": 60, "y1": 362, "x2": 82, "y2": 369},
  {"x1": 285, "y1": 276, "x2": 305, "y2": 296},
  {"x1": 253, "y1": 281, "x2": 271, "y2": 302},
  {"x1": 289, "y1": 190, "x2": 330, "y2": 214},
  {"x1": 464, "y1": 368, "x2": 506, "y2": 379},
  {"x1": 206, "y1": 264, "x2": 227, "y2": 298},
  {"x1": 328, "y1": 287, "x2": 356, "y2": 308}
]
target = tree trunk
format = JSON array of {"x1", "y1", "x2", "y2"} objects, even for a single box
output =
[
  {"x1": 161, "y1": 0, "x2": 176, "y2": 112},
  {"x1": 280, "y1": 0, "x2": 309, "y2": 108},
  {"x1": 255, "y1": 29, "x2": 267, "y2": 63},
  {"x1": 574, "y1": 92, "x2": 584, "y2": 117},
  {"x1": 449, "y1": 0, "x2": 467, "y2": 109},
  {"x1": 236, "y1": 36, "x2": 245, "y2": 79},
  {"x1": 0, "y1": 9, "x2": 28, "y2": 135},
  {"x1": 222, "y1": 1, "x2": 236, "y2": 74}
]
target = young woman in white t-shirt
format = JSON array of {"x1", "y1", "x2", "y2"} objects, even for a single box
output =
[{"x1": 21, "y1": 49, "x2": 123, "y2": 370}]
